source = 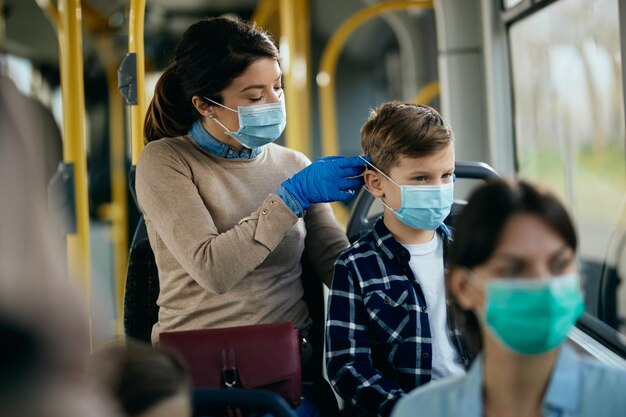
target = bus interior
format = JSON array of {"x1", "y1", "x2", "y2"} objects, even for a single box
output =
[{"x1": 2, "y1": 0, "x2": 626, "y2": 414}]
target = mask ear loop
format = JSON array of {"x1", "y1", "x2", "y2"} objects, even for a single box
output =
[
  {"x1": 203, "y1": 96, "x2": 240, "y2": 138},
  {"x1": 462, "y1": 267, "x2": 488, "y2": 323},
  {"x1": 465, "y1": 268, "x2": 492, "y2": 290},
  {"x1": 358, "y1": 156, "x2": 400, "y2": 213},
  {"x1": 208, "y1": 114, "x2": 233, "y2": 135},
  {"x1": 203, "y1": 97, "x2": 238, "y2": 113},
  {"x1": 358, "y1": 156, "x2": 400, "y2": 187},
  {"x1": 464, "y1": 267, "x2": 479, "y2": 284}
]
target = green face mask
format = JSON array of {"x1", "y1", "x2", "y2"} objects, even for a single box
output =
[{"x1": 480, "y1": 273, "x2": 585, "y2": 355}]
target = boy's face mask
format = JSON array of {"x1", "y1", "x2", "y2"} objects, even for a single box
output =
[
  {"x1": 360, "y1": 157, "x2": 454, "y2": 231},
  {"x1": 204, "y1": 97, "x2": 286, "y2": 149},
  {"x1": 467, "y1": 270, "x2": 585, "y2": 355}
]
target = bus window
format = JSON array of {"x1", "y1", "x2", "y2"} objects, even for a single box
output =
[{"x1": 508, "y1": 0, "x2": 626, "y2": 339}]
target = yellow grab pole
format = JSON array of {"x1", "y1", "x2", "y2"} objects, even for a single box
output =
[
  {"x1": 294, "y1": 0, "x2": 311, "y2": 157},
  {"x1": 251, "y1": 0, "x2": 278, "y2": 28},
  {"x1": 34, "y1": 0, "x2": 60, "y2": 28},
  {"x1": 92, "y1": 34, "x2": 128, "y2": 337},
  {"x1": 81, "y1": 0, "x2": 129, "y2": 337},
  {"x1": 412, "y1": 81, "x2": 440, "y2": 105},
  {"x1": 129, "y1": 0, "x2": 147, "y2": 165},
  {"x1": 57, "y1": 0, "x2": 91, "y2": 303},
  {"x1": 107, "y1": 61, "x2": 129, "y2": 337},
  {"x1": 317, "y1": 0, "x2": 432, "y2": 156},
  {"x1": 0, "y1": 0, "x2": 3, "y2": 41},
  {"x1": 279, "y1": 0, "x2": 311, "y2": 157}
]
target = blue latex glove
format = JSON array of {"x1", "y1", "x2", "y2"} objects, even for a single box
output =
[{"x1": 282, "y1": 156, "x2": 370, "y2": 212}]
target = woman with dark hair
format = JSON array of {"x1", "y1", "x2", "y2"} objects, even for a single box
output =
[
  {"x1": 136, "y1": 16, "x2": 364, "y2": 416},
  {"x1": 138, "y1": 16, "x2": 364, "y2": 341},
  {"x1": 392, "y1": 180, "x2": 626, "y2": 417}
]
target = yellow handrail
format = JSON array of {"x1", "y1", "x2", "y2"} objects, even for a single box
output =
[
  {"x1": 90, "y1": 28, "x2": 128, "y2": 337},
  {"x1": 317, "y1": 0, "x2": 433, "y2": 156},
  {"x1": 129, "y1": 0, "x2": 147, "y2": 165},
  {"x1": 34, "y1": 0, "x2": 60, "y2": 28},
  {"x1": 280, "y1": 0, "x2": 311, "y2": 157},
  {"x1": 251, "y1": 0, "x2": 277, "y2": 28},
  {"x1": 57, "y1": 0, "x2": 91, "y2": 312},
  {"x1": 80, "y1": 0, "x2": 129, "y2": 338},
  {"x1": 106, "y1": 61, "x2": 129, "y2": 337},
  {"x1": 0, "y1": 0, "x2": 3, "y2": 42},
  {"x1": 413, "y1": 81, "x2": 440, "y2": 105},
  {"x1": 295, "y1": 0, "x2": 311, "y2": 157}
]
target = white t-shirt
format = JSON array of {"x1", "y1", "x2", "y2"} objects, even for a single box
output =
[{"x1": 403, "y1": 233, "x2": 465, "y2": 380}]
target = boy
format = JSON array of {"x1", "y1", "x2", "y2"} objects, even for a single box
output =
[{"x1": 326, "y1": 102, "x2": 472, "y2": 417}]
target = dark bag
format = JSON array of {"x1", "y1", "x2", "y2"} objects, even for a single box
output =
[{"x1": 159, "y1": 322, "x2": 301, "y2": 407}]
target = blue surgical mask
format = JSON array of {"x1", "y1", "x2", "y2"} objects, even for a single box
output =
[
  {"x1": 468, "y1": 271, "x2": 585, "y2": 355},
  {"x1": 204, "y1": 97, "x2": 287, "y2": 148},
  {"x1": 361, "y1": 157, "x2": 454, "y2": 230}
]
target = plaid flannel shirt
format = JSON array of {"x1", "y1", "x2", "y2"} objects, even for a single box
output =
[{"x1": 326, "y1": 218, "x2": 470, "y2": 417}]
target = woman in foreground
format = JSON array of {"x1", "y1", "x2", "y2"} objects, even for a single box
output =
[{"x1": 392, "y1": 179, "x2": 626, "y2": 417}]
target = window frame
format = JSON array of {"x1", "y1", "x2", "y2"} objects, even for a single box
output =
[
  {"x1": 501, "y1": 0, "x2": 626, "y2": 358},
  {"x1": 501, "y1": 0, "x2": 560, "y2": 25}
]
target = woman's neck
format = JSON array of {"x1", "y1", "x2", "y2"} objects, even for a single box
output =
[{"x1": 482, "y1": 336, "x2": 557, "y2": 417}]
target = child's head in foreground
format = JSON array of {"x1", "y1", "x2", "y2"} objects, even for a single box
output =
[
  {"x1": 89, "y1": 340, "x2": 191, "y2": 417},
  {"x1": 361, "y1": 101, "x2": 455, "y2": 236}
]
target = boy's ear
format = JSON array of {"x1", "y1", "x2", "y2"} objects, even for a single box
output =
[
  {"x1": 192, "y1": 96, "x2": 213, "y2": 117},
  {"x1": 448, "y1": 268, "x2": 476, "y2": 311},
  {"x1": 364, "y1": 170, "x2": 385, "y2": 198}
]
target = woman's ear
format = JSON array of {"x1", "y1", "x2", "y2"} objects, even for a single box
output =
[
  {"x1": 448, "y1": 268, "x2": 477, "y2": 311},
  {"x1": 364, "y1": 170, "x2": 385, "y2": 198},
  {"x1": 192, "y1": 96, "x2": 213, "y2": 118}
]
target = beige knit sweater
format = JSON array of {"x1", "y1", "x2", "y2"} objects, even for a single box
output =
[{"x1": 136, "y1": 136, "x2": 349, "y2": 343}]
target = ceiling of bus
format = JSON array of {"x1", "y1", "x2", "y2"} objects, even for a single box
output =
[{"x1": 2, "y1": 0, "x2": 398, "y2": 70}]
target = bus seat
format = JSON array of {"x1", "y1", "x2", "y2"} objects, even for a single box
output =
[
  {"x1": 124, "y1": 165, "x2": 159, "y2": 342},
  {"x1": 300, "y1": 256, "x2": 340, "y2": 416},
  {"x1": 346, "y1": 161, "x2": 500, "y2": 242},
  {"x1": 123, "y1": 214, "x2": 159, "y2": 342},
  {"x1": 193, "y1": 388, "x2": 297, "y2": 417}
]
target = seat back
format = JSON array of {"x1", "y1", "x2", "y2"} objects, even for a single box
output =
[
  {"x1": 123, "y1": 214, "x2": 160, "y2": 342},
  {"x1": 124, "y1": 166, "x2": 160, "y2": 342},
  {"x1": 299, "y1": 256, "x2": 340, "y2": 416},
  {"x1": 346, "y1": 161, "x2": 500, "y2": 242}
]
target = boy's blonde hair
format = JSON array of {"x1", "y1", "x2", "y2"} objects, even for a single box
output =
[{"x1": 360, "y1": 102, "x2": 454, "y2": 173}]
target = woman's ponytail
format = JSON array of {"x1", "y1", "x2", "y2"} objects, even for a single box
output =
[
  {"x1": 143, "y1": 17, "x2": 280, "y2": 144},
  {"x1": 143, "y1": 65, "x2": 196, "y2": 143}
]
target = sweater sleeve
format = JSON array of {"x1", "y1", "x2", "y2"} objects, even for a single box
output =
[
  {"x1": 290, "y1": 152, "x2": 349, "y2": 287},
  {"x1": 135, "y1": 141, "x2": 299, "y2": 294},
  {"x1": 302, "y1": 202, "x2": 349, "y2": 287}
]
